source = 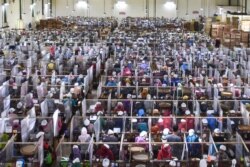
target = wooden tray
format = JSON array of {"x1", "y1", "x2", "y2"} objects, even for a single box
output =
[
  {"x1": 133, "y1": 153, "x2": 149, "y2": 161},
  {"x1": 238, "y1": 125, "x2": 250, "y2": 131},
  {"x1": 129, "y1": 146, "x2": 145, "y2": 153},
  {"x1": 20, "y1": 145, "x2": 37, "y2": 156},
  {"x1": 221, "y1": 91, "x2": 232, "y2": 97}
]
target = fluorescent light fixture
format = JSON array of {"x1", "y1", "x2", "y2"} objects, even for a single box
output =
[
  {"x1": 164, "y1": 1, "x2": 176, "y2": 10},
  {"x1": 77, "y1": 0, "x2": 88, "y2": 9},
  {"x1": 4, "y1": 3, "x2": 9, "y2": 6},
  {"x1": 116, "y1": 0, "x2": 127, "y2": 10}
]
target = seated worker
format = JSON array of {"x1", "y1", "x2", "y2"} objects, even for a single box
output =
[
  {"x1": 106, "y1": 77, "x2": 117, "y2": 87},
  {"x1": 114, "y1": 102, "x2": 125, "y2": 113},
  {"x1": 135, "y1": 131, "x2": 147, "y2": 143},
  {"x1": 137, "y1": 119, "x2": 148, "y2": 132},
  {"x1": 186, "y1": 129, "x2": 201, "y2": 158},
  {"x1": 213, "y1": 128, "x2": 225, "y2": 152},
  {"x1": 94, "y1": 102, "x2": 104, "y2": 113},
  {"x1": 178, "y1": 119, "x2": 187, "y2": 133},
  {"x1": 157, "y1": 143, "x2": 172, "y2": 160},
  {"x1": 166, "y1": 125, "x2": 183, "y2": 160},
  {"x1": 185, "y1": 110, "x2": 195, "y2": 131},
  {"x1": 103, "y1": 129, "x2": 118, "y2": 142},
  {"x1": 95, "y1": 144, "x2": 114, "y2": 160},
  {"x1": 114, "y1": 111, "x2": 124, "y2": 132},
  {"x1": 206, "y1": 110, "x2": 217, "y2": 131},
  {"x1": 179, "y1": 102, "x2": 188, "y2": 116},
  {"x1": 102, "y1": 129, "x2": 119, "y2": 159},
  {"x1": 214, "y1": 145, "x2": 229, "y2": 161},
  {"x1": 69, "y1": 145, "x2": 82, "y2": 162},
  {"x1": 78, "y1": 127, "x2": 91, "y2": 142},
  {"x1": 135, "y1": 131, "x2": 148, "y2": 149}
]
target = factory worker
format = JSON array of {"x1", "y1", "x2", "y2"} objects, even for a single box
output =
[
  {"x1": 206, "y1": 110, "x2": 217, "y2": 131},
  {"x1": 157, "y1": 143, "x2": 172, "y2": 160},
  {"x1": 69, "y1": 145, "x2": 82, "y2": 162},
  {"x1": 185, "y1": 110, "x2": 195, "y2": 131},
  {"x1": 96, "y1": 144, "x2": 114, "y2": 160},
  {"x1": 186, "y1": 129, "x2": 201, "y2": 158},
  {"x1": 166, "y1": 125, "x2": 183, "y2": 159},
  {"x1": 214, "y1": 145, "x2": 229, "y2": 161}
]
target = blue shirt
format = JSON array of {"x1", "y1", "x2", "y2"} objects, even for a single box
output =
[{"x1": 207, "y1": 114, "x2": 217, "y2": 131}]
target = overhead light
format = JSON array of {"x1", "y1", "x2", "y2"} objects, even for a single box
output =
[
  {"x1": 116, "y1": 0, "x2": 127, "y2": 10},
  {"x1": 4, "y1": 3, "x2": 9, "y2": 6},
  {"x1": 164, "y1": 0, "x2": 176, "y2": 9},
  {"x1": 77, "y1": 0, "x2": 88, "y2": 9}
]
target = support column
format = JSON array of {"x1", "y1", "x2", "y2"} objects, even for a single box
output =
[
  {"x1": 245, "y1": 0, "x2": 248, "y2": 13},
  {"x1": 19, "y1": 0, "x2": 22, "y2": 20},
  {"x1": 3, "y1": 0, "x2": 8, "y2": 27},
  {"x1": 146, "y1": 0, "x2": 149, "y2": 18},
  {"x1": 16, "y1": 0, "x2": 24, "y2": 29},
  {"x1": 31, "y1": 0, "x2": 34, "y2": 18},
  {"x1": 50, "y1": 0, "x2": 52, "y2": 17},
  {"x1": 154, "y1": 0, "x2": 156, "y2": 18},
  {"x1": 42, "y1": 0, "x2": 44, "y2": 15}
]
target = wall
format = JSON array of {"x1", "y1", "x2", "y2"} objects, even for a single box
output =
[
  {"x1": 53, "y1": 0, "x2": 224, "y2": 19},
  {"x1": 0, "y1": 0, "x2": 247, "y2": 28}
]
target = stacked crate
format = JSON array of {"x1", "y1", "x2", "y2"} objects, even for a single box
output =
[
  {"x1": 210, "y1": 22, "x2": 250, "y2": 49},
  {"x1": 39, "y1": 20, "x2": 47, "y2": 29},
  {"x1": 205, "y1": 18, "x2": 212, "y2": 35},
  {"x1": 39, "y1": 19, "x2": 64, "y2": 29},
  {"x1": 232, "y1": 17, "x2": 239, "y2": 28}
]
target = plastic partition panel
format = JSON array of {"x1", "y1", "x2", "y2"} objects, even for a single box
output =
[
  {"x1": 227, "y1": 117, "x2": 232, "y2": 134},
  {"x1": 94, "y1": 117, "x2": 100, "y2": 142},
  {"x1": 3, "y1": 95, "x2": 10, "y2": 112},
  {"x1": 82, "y1": 98, "x2": 87, "y2": 117},
  {"x1": 21, "y1": 116, "x2": 30, "y2": 142},
  {"x1": 195, "y1": 100, "x2": 200, "y2": 131},
  {"x1": 38, "y1": 135, "x2": 44, "y2": 167},
  {"x1": 28, "y1": 107, "x2": 36, "y2": 132},
  {"x1": 41, "y1": 100, "x2": 48, "y2": 117},
  {"x1": 236, "y1": 132, "x2": 243, "y2": 160},
  {"x1": 59, "y1": 82, "x2": 65, "y2": 100},
  {"x1": 107, "y1": 93, "x2": 111, "y2": 114},
  {"x1": 53, "y1": 110, "x2": 60, "y2": 137}
]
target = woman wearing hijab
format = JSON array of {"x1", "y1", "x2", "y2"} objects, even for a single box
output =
[
  {"x1": 96, "y1": 144, "x2": 114, "y2": 160},
  {"x1": 157, "y1": 143, "x2": 172, "y2": 160},
  {"x1": 69, "y1": 145, "x2": 82, "y2": 162},
  {"x1": 78, "y1": 127, "x2": 91, "y2": 142},
  {"x1": 78, "y1": 127, "x2": 91, "y2": 159}
]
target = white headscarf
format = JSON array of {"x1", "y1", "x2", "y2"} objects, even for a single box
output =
[{"x1": 78, "y1": 127, "x2": 91, "y2": 142}]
